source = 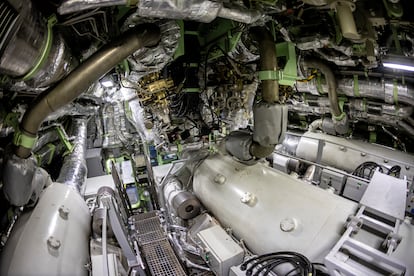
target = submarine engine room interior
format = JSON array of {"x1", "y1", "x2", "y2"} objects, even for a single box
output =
[{"x1": 0, "y1": 0, "x2": 414, "y2": 275}]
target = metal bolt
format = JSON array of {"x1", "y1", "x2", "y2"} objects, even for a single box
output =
[
  {"x1": 384, "y1": 159, "x2": 389, "y2": 163},
  {"x1": 214, "y1": 174, "x2": 226, "y2": 185},
  {"x1": 406, "y1": 166, "x2": 410, "y2": 171},
  {"x1": 339, "y1": 146, "x2": 346, "y2": 151},
  {"x1": 47, "y1": 236, "x2": 61, "y2": 250},
  {"x1": 240, "y1": 192, "x2": 254, "y2": 204},
  {"x1": 360, "y1": 152, "x2": 366, "y2": 157},
  {"x1": 58, "y1": 205, "x2": 69, "y2": 220},
  {"x1": 280, "y1": 218, "x2": 296, "y2": 232}
]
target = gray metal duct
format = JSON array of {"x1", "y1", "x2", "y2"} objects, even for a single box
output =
[
  {"x1": 14, "y1": 24, "x2": 160, "y2": 159},
  {"x1": 56, "y1": 117, "x2": 88, "y2": 192}
]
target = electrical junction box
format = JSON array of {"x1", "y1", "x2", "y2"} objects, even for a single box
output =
[
  {"x1": 320, "y1": 167, "x2": 347, "y2": 194},
  {"x1": 343, "y1": 177, "x2": 368, "y2": 202},
  {"x1": 197, "y1": 225, "x2": 244, "y2": 276}
]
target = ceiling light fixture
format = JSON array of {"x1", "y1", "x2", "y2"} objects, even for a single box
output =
[{"x1": 382, "y1": 55, "x2": 414, "y2": 72}]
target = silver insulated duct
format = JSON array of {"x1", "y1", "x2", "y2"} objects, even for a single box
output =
[
  {"x1": 0, "y1": 0, "x2": 76, "y2": 88},
  {"x1": 57, "y1": 117, "x2": 88, "y2": 192}
]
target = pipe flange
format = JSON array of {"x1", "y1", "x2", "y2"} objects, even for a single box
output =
[{"x1": 172, "y1": 191, "x2": 201, "y2": 220}]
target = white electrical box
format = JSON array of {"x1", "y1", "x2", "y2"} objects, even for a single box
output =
[
  {"x1": 320, "y1": 167, "x2": 347, "y2": 194},
  {"x1": 197, "y1": 225, "x2": 244, "y2": 276},
  {"x1": 343, "y1": 177, "x2": 368, "y2": 202}
]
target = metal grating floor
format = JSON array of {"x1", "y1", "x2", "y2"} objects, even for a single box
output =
[
  {"x1": 132, "y1": 212, "x2": 187, "y2": 276},
  {"x1": 138, "y1": 230, "x2": 165, "y2": 245},
  {"x1": 142, "y1": 240, "x2": 187, "y2": 276},
  {"x1": 135, "y1": 217, "x2": 164, "y2": 234}
]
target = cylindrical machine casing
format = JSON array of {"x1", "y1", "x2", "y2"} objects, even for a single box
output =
[
  {"x1": 0, "y1": 183, "x2": 91, "y2": 276},
  {"x1": 295, "y1": 132, "x2": 414, "y2": 179},
  {"x1": 193, "y1": 153, "x2": 357, "y2": 261}
]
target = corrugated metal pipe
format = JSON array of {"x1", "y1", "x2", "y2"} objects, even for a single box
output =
[
  {"x1": 136, "y1": 0, "x2": 261, "y2": 24},
  {"x1": 58, "y1": 0, "x2": 262, "y2": 24},
  {"x1": 56, "y1": 117, "x2": 88, "y2": 192},
  {"x1": 14, "y1": 24, "x2": 160, "y2": 159},
  {"x1": 295, "y1": 77, "x2": 414, "y2": 107},
  {"x1": 225, "y1": 27, "x2": 288, "y2": 162},
  {"x1": 302, "y1": 59, "x2": 349, "y2": 134},
  {"x1": 58, "y1": 0, "x2": 132, "y2": 15}
]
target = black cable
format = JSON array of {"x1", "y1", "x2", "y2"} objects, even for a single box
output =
[
  {"x1": 252, "y1": 259, "x2": 285, "y2": 276},
  {"x1": 312, "y1": 263, "x2": 330, "y2": 276},
  {"x1": 241, "y1": 251, "x2": 314, "y2": 276},
  {"x1": 247, "y1": 256, "x2": 290, "y2": 275},
  {"x1": 285, "y1": 266, "x2": 301, "y2": 276},
  {"x1": 352, "y1": 161, "x2": 383, "y2": 180},
  {"x1": 264, "y1": 259, "x2": 302, "y2": 276},
  {"x1": 387, "y1": 165, "x2": 401, "y2": 178}
]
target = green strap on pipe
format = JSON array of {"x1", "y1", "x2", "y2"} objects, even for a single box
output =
[
  {"x1": 333, "y1": 111, "x2": 346, "y2": 121},
  {"x1": 332, "y1": 98, "x2": 346, "y2": 121},
  {"x1": 353, "y1": 75, "x2": 360, "y2": 97},
  {"x1": 258, "y1": 70, "x2": 278, "y2": 81},
  {"x1": 46, "y1": 143, "x2": 56, "y2": 165},
  {"x1": 316, "y1": 73, "x2": 324, "y2": 94},
  {"x1": 21, "y1": 15, "x2": 57, "y2": 81},
  {"x1": 13, "y1": 129, "x2": 38, "y2": 149},
  {"x1": 56, "y1": 125, "x2": 74, "y2": 153},
  {"x1": 393, "y1": 79, "x2": 399, "y2": 105}
]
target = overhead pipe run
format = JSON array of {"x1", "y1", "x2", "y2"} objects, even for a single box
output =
[
  {"x1": 14, "y1": 24, "x2": 161, "y2": 159},
  {"x1": 3, "y1": 24, "x2": 160, "y2": 206},
  {"x1": 225, "y1": 27, "x2": 288, "y2": 163},
  {"x1": 302, "y1": 58, "x2": 349, "y2": 134},
  {"x1": 136, "y1": 0, "x2": 261, "y2": 24}
]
